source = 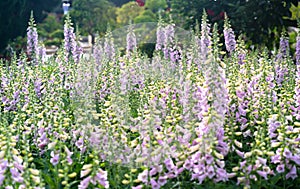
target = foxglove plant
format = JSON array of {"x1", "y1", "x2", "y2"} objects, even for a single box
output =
[
  {"x1": 104, "y1": 25, "x2": 115, "y2": 60},
  {"x1": 64, "y1": 14, "x2": 82, "y2": 63},
  {"x1": 277, "y1": 32, "x2": 289, "y2": 60},
  {"x1": 126, "y1": 22, "x2": 137, "y2": 55},
  {"x1": 223, "y1": 14, "x2": 236, "y2": 53},
  {"x1": 200, "y1": 10, "x2": 211, "y2": 64},
  {"x1": 26, "y1": 12, "x2": 38, "y2": 62},
  {"x1": 155, "y1": 16, "x2": 165, "y2": 51},
  {"x1": 296, "y1": 31, "x2": 300, "y2": 65}
]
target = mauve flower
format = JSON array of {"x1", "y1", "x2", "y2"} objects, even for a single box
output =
[
  {"x1": 65, "y1": 146, "x2": 73, "y2": 165},
  {"x1": 10, "y1": 168, "x2": 24, "y2": 183},
  {"x1": 257, "y1": 170, "x2": 268, "y2": 180},
  {"x1": 155, "y1": 24, "x2": 165, "y2": 51},
  {"x1": 137, "y1": 170, "x2": 148, "y2": 183},
  {"x1": 276, "y1": 164, "x2": 285, "y2": 173},
  {"x1": 216, "y1": 168, "x2": 227, "y2": 181},
  {"x1": 198, "y1": 173, "x2": 207, "y2": 184},
  {"x1": 150, "y1": 166, "x2": 162, "y2": 176},
  {"x1": 193, "y1": 163, "x2": 205, "y2": 174},
  {"x1": 27, "y1": 15, "x2": 38, "y2": 60},
  {"x1": 76, "y1": 138, "x2": 84, "y2": 149},
  {"x1": 174, "y1": 167, "x2": 184, "y2": 176},
  {"x1": 240, "y1": 160, "x2": 247, "y2": 168},
  {"x1": 13, "y1": 161, "x2": 24, "y2": 172},
  {"x1": 238, "y1": 53, "x2": 246, "y2": 65},
  {"x1": 157, "y1": 176, "x2": 167, "y2": 186},
  {"x1": 271, "y1": 155, "x2": 281, "y2": 164},
  {"x1": 205, "y1": 154, "x2": 214, "y2": 164},
  {"x1": 296, "y1": 35, "x2": 300, "y2": 65},
  {"x1": 200, "y1": 11, "x2": 211, "y2": 63},
  {"x1": 164, "y1": 158, "x2": 175, "y2": 171},
  {"x1": 207, "y1": 165, "x2": 215, "y2": 179},
  {"x1": 126, "y1": 24, "x2": 137, "y2": 54},
  {"x1": 104, "y1": 28, "x2": 115, "y2": 60},
  {"x1": 223, "y1": 27, "x2": 236, "y2": 53},
  {"x1": 286, "y1": 165, "x2": 297, "y2": 180},
  {"x1": 235, "y1": 149, "x2": 245, "y2": 159},
  {"x1": 50, "y1": 151, "x2": 60, "y2": 166},
  {"x1": 183, "y1": 159, "x2": 193, "y2": 169},
  {"x1": 257, "y1": 157, "x2": 267, "y2": 166},
  {"x1": 291, "y1": 155, "x2": 300, "y2": 165},
  {"x1": 78, "y1": 176, "x2": 91, "y2": 189},
  {"x1": 279, "y1": 35, "x2": 289, "y2": 57},
  {"x1": 150, "y1": 179, "x2": 160, "y2": 189},
  {"x1": 283, "y1": 148, "x2": 292, "y2": 159}
]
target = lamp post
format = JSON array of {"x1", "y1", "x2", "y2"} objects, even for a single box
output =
[{"x1": 62, "y1": 0, "x2": 71, "y2": 15}]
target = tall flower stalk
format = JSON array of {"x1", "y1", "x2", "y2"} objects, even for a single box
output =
[
  {"x1": 26, "y1": 12, "x2": 38, "y2": 62},
  {"x1": 223, "y1": 14, "x2": 236, "y2": 54}
]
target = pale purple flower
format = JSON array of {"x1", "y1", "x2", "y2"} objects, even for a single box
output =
[
  {"x1": 271, "y1": 155, "x2": 281, "y2": 164},
  {"x1": 296, "y1": 35, "x2": 300, "y2": 65},
  {"x1": 283, "y1": 148, "x2": 292, "y2": 159},
  {"x1": 238, "y1": 53, "x2": 246, "y2": 65},
  {"x1": 137, "y1": 170, "x2": 148, "y2": 183},
  {"x1": 10, "y1": 168, "x2": 24, "y2": 183},
  {"x1": 200, "y1": 12, "x2": 211, "y2": 63},
  {"x1": 78, "y1": 176, "x2": 91, "y2": 189},
  {"x1": 157, "y1": 176, "x2": 167, "y2": 186},
  {"x1": 279, "y1": 35, "x2": 289, "y2": 57},
  {"x1": 76, "y1": 138, "x2": 84, "y2": 149},
  {"x1": 27, "y1": 23, "x2": 38, "y2": 59},
  {"x1": 286, "y1": 165, "x2": 297, "y2": 180},
  {"x1": 257, "y1": 170, "x2": 268, "y2": 180},
  {"x1": 104, "y1": 28, "x2": 115, "y2": 60},
  {"x1": 224, "y1": 27, "x2": 236, "y2": 53},
  {"x1": 205, "y1": 154, "x2": 214, "y2": 164},
  {"x1": 276, "y1": 164, "x2": 285, "y2": 173},
  {"x1": 198, "y1": 173, "x2": 207, "y2": 184},
  {"x1": 34, "y1": 78, "x2": 43, "y2": 98},
  {"x1": 291, "y1": 155, "x2": 300, "y2": 165},
  {"x1": 156, "y1": 24, "x2": 165, "y2": 50},
  {"x1": 215, "y1": 168, "x2": 228, "y2": 182},
  {"x1": 126, "y1": 25, "x2": 137, "y2": 54},
  {"x1": 236, "y1": 149, "x2": 244, "y2": 158},
  {"x1": 257, "y1": 157, "x2": 267, "y2": 166},
  {"x1": 150, "y1": 179, "x2": 160, "y2": 189},
  {"x1": 65, "y1": 146, "x2": 73, "y2": 165},
  {"x1": 206, "y1": 165, "x2": 215, "y2": 179},
  {"x1": 50, "y1": 151, "x2": 60, "y2": 166},
  {"x1": 183, "y1": 159, "x2": 193, "y2": 170}
]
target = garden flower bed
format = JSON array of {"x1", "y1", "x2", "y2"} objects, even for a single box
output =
[{"x1": 0, "y1": 12, "x2": 300, "y2": 189}]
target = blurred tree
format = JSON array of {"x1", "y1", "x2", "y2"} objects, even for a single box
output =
[
  {"x1": 38, "y1": 14, "x2": 64, "y2": 47},
  {"x1": 134, "y1": 10, "x2": 156, "y2": 23},
  {"x1": 145, "y1": 0, "x2": 168, "y2": 13},
  {"x1": 109, "y1": 0, "x2": 131, "y2": 7},
  {"x1": 290, "y1": 2, "x2": 300, "y2": 21},
  {"x1": 116, "y1": 1, "x2": 144, "y2": 25},
  {"x1": 171, "y1": 0, "x2": 299, "y2": 47},
  {"x1": 0, "y1": 0, "x2": 61, "y2": 54},
  {"x1": 70, "y1": 0, "x2": 116, "y2": 43}
]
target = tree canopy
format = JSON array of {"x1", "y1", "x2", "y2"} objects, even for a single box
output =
[
  {"x1": 171, "y1": 0, "x2": 299, "y2": 46},
  {"x1": 70, "y1": 0, "x2": 116, "y2": 42},
  {"x1": 0, "y1": 0, "x2": 60, "y2": 54}
]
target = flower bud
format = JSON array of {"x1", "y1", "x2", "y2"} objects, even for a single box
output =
[
  {"x1": 122, "y1": 180, "x2": 130, "y2": 184},
  {"x1": 68, "y1": 172, "x2": 77, "y2": 178}
]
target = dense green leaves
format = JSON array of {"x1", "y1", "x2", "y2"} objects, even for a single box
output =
[
  {"x1": 0, "y1": 0, "x2": 60, "y2": 54},
  {"x1": 171, "y1": 0, "x2": 299, "y2": 47}
]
